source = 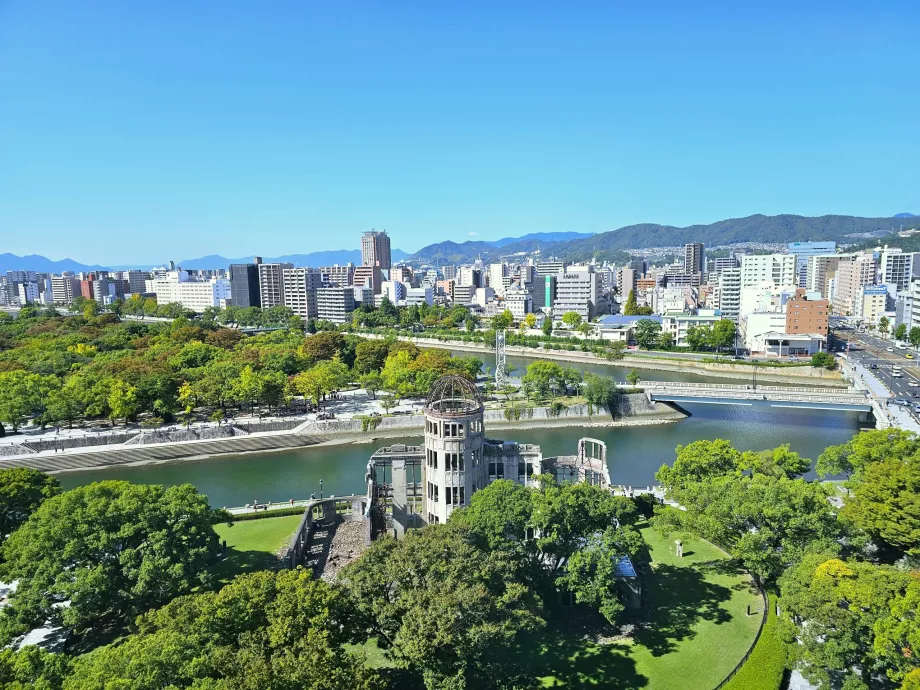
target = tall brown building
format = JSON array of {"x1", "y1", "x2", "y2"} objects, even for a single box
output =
[
  {"x1": 361, "y1": 230, "x2": 391, "y2": 270},
  {"x1": 785, "y1": 290, "x2": 829, "y2": 336}
]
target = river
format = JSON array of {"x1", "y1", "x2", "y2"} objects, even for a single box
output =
[{"x1": 58, "y1": 402, "x2": 865, "y2": 507}]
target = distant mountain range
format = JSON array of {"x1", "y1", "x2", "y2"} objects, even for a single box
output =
[
  {"x1": 409, "y1": 214, "x2": 917, "y2": 264},
  {"x1": 2, "y1": 214, "x2": 916, "y2": 274},
  {"x1": 0, "y1": 253, "x2": 108, "y2": 274}
]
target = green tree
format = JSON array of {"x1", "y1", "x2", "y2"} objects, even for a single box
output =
[
  {"x1": 44, "y1": 380, "x2": 84, "y2": 429},
  {"x1": 359, "y1": 371, "x2": 383, "y2": 399},
  {"x1": 811, "y1": 351, "x2": 836, "y2": 369},
  {"x1": 656, "y1": 439, "x2": 742, "y2": 487},
  {"x1": 65, "y1": 569, "x2": 377, "y2": 690},
  {"x1": 816, "y1": 429, "x2": 920, "y2": 479},
  {"x1": 0, "y1": 371, "x2": 58, "y2": 432},
  {"x1": 301, "y1": 331, "x2": 346, "y2": 364},
  {"x1": 910, "y1": 326, "x2": 920, "y2": 349},
  {"x1": 583, "y1": 373, "x2": 617, "y2": 407},
  {"x1": 561, "y1": 311, "x2": 583, "y2": 329},
  {"x1": 524, "y1": 312, "x2": 537, "y2": 329},
  {"x1": 0, "y1": 646, "x2": 69, "y2": 690},
  {"x1": 0, "y1": 468, "x2": 61, "y2": 549},
  {"x1": 895, "y1": 323, "x2": 908, "y2": 341},
  {"x1": 491, "y1": 309, "x2": 514, "y2": 331},
  {"x1": 231, "y1": 365, "x2": 265, "y2": 413},
  {"x1": 685, "y1": 324, "x2": 712, "y2": 351},
  {"x1": 521, "y1": 360, "x2": 566, "y2": 400},
  {"x1": 626, "y1": 369, "x2": 640, "y2": 386},
  {"x1": 658, "y1": 331, "x2": 674, "y2": 349},
  {"x1": 339, "y1": 524, "x2": 545, "y2": 690},
  {"x1": 622, "y1": 289, "x2": 638, "y2": 315},
  {"x1": 633, "y1": 318, "x2": 662, "y2": 349},
  {"x1": 597, "y1": 341, "x2": 624, "y2": 363},
  {"x1": 840, "y1": 453, "x2": 920, "y2": 558},
  {"x1": 879, "y1": 316, "x2": 891, "y2": 338},
  {"x1": 542, "y1": 316, "x2": 553, "y2": 337},
  {"x1": 873, "y1": 579, "x2": 920, "y2": 685},
  {"x1": 0, "y1": 481, "x2": 225, "y2": 642},
  {"x1": 293, "y1": 360, "x2": 350, "y2": 406},
  {"x1": 779, "y1": 555, "x2": 913, "y2": 688},
  {"x1": 107, "y1": 379, "x2": 139, "y2": 426},
  {"x1": 710, "y1": 319, "x2": 737, "y2": 352},
  {"x1": 353, "y1": 339, "x2": 390, "y2": 375}
]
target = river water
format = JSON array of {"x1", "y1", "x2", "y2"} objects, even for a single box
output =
[{"x1": 58, "y1": 402, "x2": 865, "y2": 508}]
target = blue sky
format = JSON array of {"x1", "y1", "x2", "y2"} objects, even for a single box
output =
[{"x1": 1, "y1": 1, "x2": 918, "y2": 264}]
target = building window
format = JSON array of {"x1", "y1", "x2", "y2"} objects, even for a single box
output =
[{"x1": 446, "y1": 452, "x2": 464, "y2": 471}]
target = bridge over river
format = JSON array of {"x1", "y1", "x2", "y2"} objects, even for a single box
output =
[{"x1": 643, "y1": 381, "x2": 872, "y2": 413}]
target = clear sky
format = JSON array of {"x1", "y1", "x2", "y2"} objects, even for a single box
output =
[{"x1": 1, "y1": 1, "x2": 918, "y2": 264}]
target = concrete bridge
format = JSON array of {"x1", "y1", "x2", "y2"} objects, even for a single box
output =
[{"x1": 643, "y1": 381, "x2": 872, "y2": 413}]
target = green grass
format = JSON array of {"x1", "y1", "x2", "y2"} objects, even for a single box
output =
[
  {"x1": 212, "y1": 514, "x2": 303, "y2": 584},
  {"x1": 721, "y1": 593, "x2": 788, "y2": 690},
  {"x1": 522, "y1": 523, "x2": 763, "y2": 689}
]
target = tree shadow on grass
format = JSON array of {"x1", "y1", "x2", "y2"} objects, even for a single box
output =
[
  {"x1": 512, "y1": 619, "x2": 649, "y2": 689},
  {"x1": 633, "y1": 563, "x2": 734, "y2": 657},
  {"x1": 209, "y1": 546, "x2": 279, "y2": 586}
]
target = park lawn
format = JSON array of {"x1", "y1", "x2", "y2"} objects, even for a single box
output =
[
  {"x1": 212, "y1": 514, "x2": 303, "y2": 584},
  {"x1": 722, "y1": 593, "x2": 788, "y2": 690},
  {"x1": 526, "y1": 523, "x2": 763, "y2": 689}
]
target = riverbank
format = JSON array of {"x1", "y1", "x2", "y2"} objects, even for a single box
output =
[
  {"x1": 361, "y1": 333, "x2": 846, "y2": 386},
  {"x1": 4, "y1": 395, "x2": 684, "y2": 475}
]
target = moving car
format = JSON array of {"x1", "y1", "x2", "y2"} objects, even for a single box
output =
[
  {"x1": 907, "y1": 353, "x2": 915, "y2": 359},
  {"x1": 887, "y1": 347, "x2": 895, "y2": 352},
  {"x1": 871, "y1": 363, "x2": 879, "y2": 369}
]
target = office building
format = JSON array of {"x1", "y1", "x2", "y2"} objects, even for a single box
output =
[
  {"x1": 406, "y1": 287, "x2": 434, "y2": 306},
  {"x1": 362, "y1": 230, "x2": 391, "y2": 270},
  {"x1": 441, "y1": 265, "x2": 457, "y2": 281},
  {"x1": 282, "y1": 267, "x2": 322, "y2": 319},
  {"x1": 488, "y1": 263, "x2": 509, "y2": 296},
  {"x1": 229, "y1": 263, "x2": 261, "y2": 308},
  {"x1": 316, "y1": 287, "x2": 356, "y2": 323},
  {"x1": 859, "y1": 285, "x2": 889, "y2": 324},
  {"x1": 144, "y1": 271, "x2": 231, "y2": 312},
  {"x1": 257, "y1": 263, "x2": 293, "y2": 308},
  {"x1": 452, "y1": 285, "x2": 476, "y2": 305},
  {"x1": 683, "y1": 243, "x2": 704, "y2": 275},
  {"x1": 785, "y1": 291, "x2": 829, "y2": 336},
  {"x1": 739, "y1": 254, "x2": 798, "y2": 290},
  {"x1": 553, "y1": 265, "x2": 605, "y2": 320},
  {"x1": 664, "y1": 273, "x2": 701, "y2": 289},
  {"x1": 457, "y1": 267, "x2": 482, "y2": 288},
  {"x1": 503, "y1": 289, "x2": 533, "y2": 321},
  {"x1": 788, "y1": 242, "x2": 836, "y2": 287},
  {"x1": 50, "y1": 274, "x2": 79, "y2": 305}
]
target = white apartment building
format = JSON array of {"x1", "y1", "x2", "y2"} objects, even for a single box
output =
[
  {"x1": 742, "y1": 311, "x2": 788, "y2": 350},
  {"x1": 51, "y1": 274, "x2": 79, "y2": 304},
  {"x1": 713, "y1": 268, "x2": 741, "y2": 322},
  {"x1": 382, "y1": 280, "x2": 408, "y2": 304},
  {"x1": 17, "y1": 282, "x2": 40, "y2": 305},
  {"x1": 739, "y1": 254, "x2": 797, "y2": 290},
  {"x1": 144, "y1": 271, "x2": 231, "y2": 312},
  {"x1": 320, "y1": 264, "x2": 355, "y2": 287},
  {"x1": 406, "y1": 287, "x2": 434, "y2": 306},
  {"x1": 552, "y1": 265, "x2": 604, "y2": 321},
  {"x1": 805, "y1": 255, "x2": 842, "y2": 299},
  {"x1": 488, "y1": 264, "x2": 508, "y2": 296},
  {"x1": 880, "y1": 248, "x2": 917, "y2": 293},
  {"x1": 282, "y1": 267, "x2": 322, "y2": 319},
  {"x1": 258, "y1": 263, "x2": 293, "y2": 308},
  {"x1": 316, "y1": 287, "x2": 356, "y2": 323},
  {"x1": 503, "y1": 289, "x2": 533, "y2": 321}
]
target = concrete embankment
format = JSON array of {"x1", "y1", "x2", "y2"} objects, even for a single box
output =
[
  {"x1": 363, "y1": 334, "x2": 846, "y2": 386},
  {"x1": 0, "y1": 394, "x2": 682, "y2": 475}
]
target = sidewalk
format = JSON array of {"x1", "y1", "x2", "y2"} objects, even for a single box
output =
[{"x1": 843, "y1": 356, "x2": 920, "y2": 433}]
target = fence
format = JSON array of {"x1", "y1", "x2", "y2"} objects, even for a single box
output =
[{"x1": 712, "y1": 583, "x2": 769, "y2": 689}]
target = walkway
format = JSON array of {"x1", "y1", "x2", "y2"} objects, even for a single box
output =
[{"x1": 643, "y1": 382, "x2": 871, "y2": 411}]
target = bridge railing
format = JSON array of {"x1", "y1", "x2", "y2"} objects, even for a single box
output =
[
  {"x1": 642, "y1": 381, "x2": 852, "y2": 394},
  {"x1": 650, "y1": 390, "x2": 869, "y2": 405}
]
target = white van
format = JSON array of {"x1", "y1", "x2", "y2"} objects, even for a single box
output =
[{"x1": 893, "y1": 367, "x2": 903, "y2": 378}]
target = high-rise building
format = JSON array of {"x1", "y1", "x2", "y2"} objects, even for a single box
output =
[
  {"x1": 832, "y1": 255, "x2": 876, "y2": 316},
  {"x1": 229, "y1": 263, "x2": 261, "y2": 308},
  {"x1": 441, "y1": 265, "x2": 457, "y2": 281},
  {"x1": 457, "y1": 267, "x2": 482, "y2": 288},
  {"x1": 788, "y1": 242, "x2": 836, "y2": 287},
  {"x1": 353, "y1": 265, "x2": 383, "y2": 295},
  {"x1": 51, "y1": 274, "x2": 79, "y2": 304},
  {"x1": 144, "y1": 271, "x2": 232, "y2": 312},
  {"x1": 739, "y1": 254, "x2": 797, "y2": 290},
  {"x1": 683, "y1": 243, "x2": 704, "y2": 275},
  {"x1": 805, "y1": 255, "x2": 842, "y2": 299},
  {"x1": 488, "y1": 263, "x2": 508, "y2": 296},
  {"x1": 257, "y1": 263, "x2": 293, "y2": 308},
  {"x1": 361, "y1": 230, "x2": 391, "y2": 269},
  {"x1": 316, "y1": 287, "x2": 356, "y2": 323},
  {"x1": 713, "y1": 268, "x2": 741, "y2": 322},
  {"x1": 880, "y1": 247, "x2": 918, "y2": 293},
  {"x1": 282, "y1": 267, "x2": 323, "y2": 319}
]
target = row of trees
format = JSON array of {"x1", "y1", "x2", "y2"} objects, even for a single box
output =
[
  {"x1": 0, "y1": 309, "x2": 483, "y2": 434},
  {"x1": 653, "y1": 431, "x2": 920, "y2": 688}
]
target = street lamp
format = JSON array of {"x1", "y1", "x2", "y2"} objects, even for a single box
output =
[
  {"x1": 319, "y1": 479, "x2": 324, "y2": 500},
  {"x1": 752, "y1": 361, "x2": 758, "y2": 391}
]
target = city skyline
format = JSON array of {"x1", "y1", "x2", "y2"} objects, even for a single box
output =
[{"x1": 1, "y1": 1, "x2": 918, "y2": 264}]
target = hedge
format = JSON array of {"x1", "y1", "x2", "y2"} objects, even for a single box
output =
[
  {"x1": 721, "y1": 593, "x2": 789, "y2": 690},
  {"x1": 220, "y1": 506, "x2": 307, "y2": 522}
]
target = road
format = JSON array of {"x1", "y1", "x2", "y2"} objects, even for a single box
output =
[{"x1": 831, "y1": 325, "x2": 920, "y2": 419}]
